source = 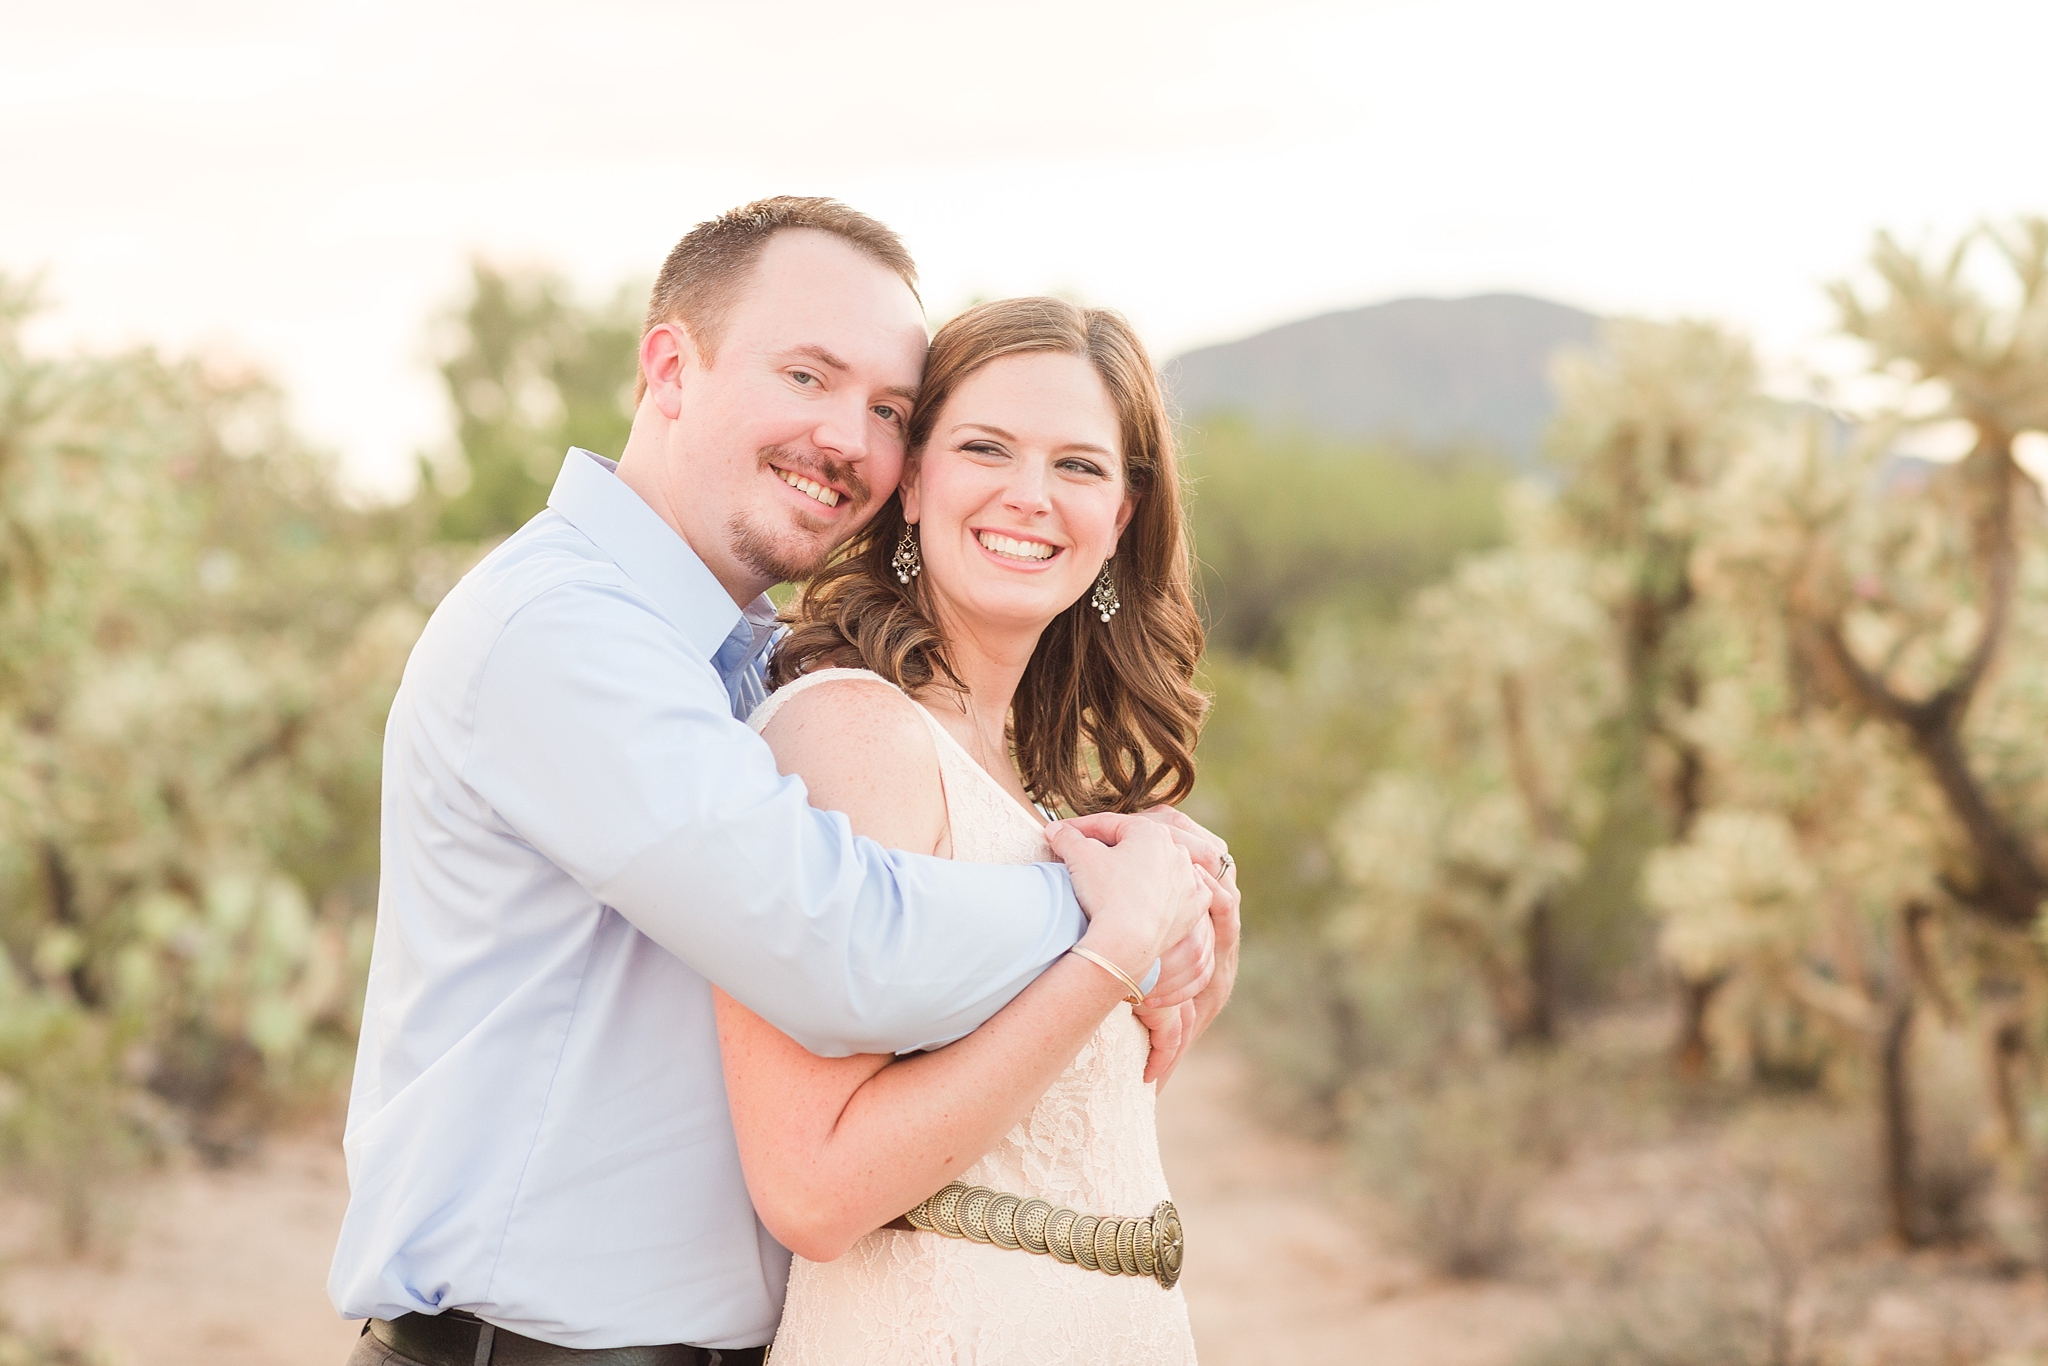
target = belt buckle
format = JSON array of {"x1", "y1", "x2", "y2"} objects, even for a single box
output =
[{"x1": 1150, "y1": 1200, "x2": 1184, "y2": 1289}]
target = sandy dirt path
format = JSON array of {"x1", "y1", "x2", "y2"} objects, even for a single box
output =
[
  {"x1": 1159, "y1": 1045, "x2": 1553, "y2": 1365},
  {"x1": 0, "y1": 1130, "x2": 364, "y2": 1364},
  {"x1": 0, "y1": 1042, "x2": 1543, "y2": 1365}
]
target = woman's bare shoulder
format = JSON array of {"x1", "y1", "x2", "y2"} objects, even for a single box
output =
[{"x1": 758, "y1": 672, "x2": 948, "y2": 853}]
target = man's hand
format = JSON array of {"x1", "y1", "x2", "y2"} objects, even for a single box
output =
[
  {"x1": 1133, "y1": 999, "x2": 1197, "y2": 1084},
  {"x1": 1048, "y1": 815, "x2": 1207, "y2": 985},
  {"x1": 1139, "y1": 862, "x2": 1242, "y2": 1085},
  {"x1": 1144, "y1": 901, "x2": 1215, "y2": 1009},
  {"x1": 1060, "y1": 806, "x2": 1226, "y2": 880},
  {"x1": 1190, "y1": 862, "x2": 1242, "y2": 1022}
]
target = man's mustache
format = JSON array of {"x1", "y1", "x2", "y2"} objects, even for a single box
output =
[{"x1": 761, "y1": 447, "x2": 870, "y2": 510}]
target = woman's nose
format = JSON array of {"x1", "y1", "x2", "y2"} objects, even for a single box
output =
[{"x1": 1003, "y1": 457, "x2": 1052, "y2": 513}]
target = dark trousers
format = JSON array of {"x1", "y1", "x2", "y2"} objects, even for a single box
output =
[
  {"x1": 345, "y1": 1320, "x2": 768, "y2": 1366},
  {"x1": 349, "y1": 1330, "x2": 429, "y2": 1366}
]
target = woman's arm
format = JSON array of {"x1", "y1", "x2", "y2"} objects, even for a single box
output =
[{"x1": 715, "y1": 679, "x2": 1156, "y2": 1262}]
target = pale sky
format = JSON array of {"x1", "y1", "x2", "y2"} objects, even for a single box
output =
[{"x1": 7, "y1": 0, "x2": 2047, "y2": 495}]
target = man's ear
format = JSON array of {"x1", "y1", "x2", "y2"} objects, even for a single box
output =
[{"x1": 639, "y1": 322, "x2": 702, "y2": 420}]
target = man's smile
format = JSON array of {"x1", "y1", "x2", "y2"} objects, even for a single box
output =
[{"x1": 776, "y1": 467, "x2": 842, "y2": 508}]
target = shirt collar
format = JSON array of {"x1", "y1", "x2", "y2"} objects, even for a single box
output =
[
  {"x1": 714, "y1": 597, "x2": 781, "y2": 684},
  {"x1": 545, "y1": 448, "x2": 775, "y2": 662}
]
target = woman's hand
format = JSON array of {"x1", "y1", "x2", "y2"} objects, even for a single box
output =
[{"x1": 1054, "y1": 806, "x2": 1241, "y2": 1085}]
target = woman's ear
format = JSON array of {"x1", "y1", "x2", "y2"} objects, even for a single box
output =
[
  {"x1": 1112, "y1": 490, "x2": 1138, "y2": 541},
  {"x1": 900, "y1": 474, "x2": 923, "y2": 525}
]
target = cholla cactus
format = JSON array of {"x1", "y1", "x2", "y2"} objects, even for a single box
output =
[
  {"x1": 1334, "y1": 520, "x2": 1615, "y2": 1046},
  {"x1": 1550, "y1": 319, "x2": 1762, "y2": 830},
  {"x1": 1643, "y1": 805, "x2": 1846, "y2": 1089},
  {"x1": 1648, "y1": 808, "x2": 1819, "y2": 987},
  {"x1": 1336, "y1": 773, "x2": 1583, "y2": 1047},
  {"x1": 1327, "y1": 226, "x2": 2048, "y2": 1248},
  {"x1": 1638, "y1": 223, "x2": 2048, "y2": 1242},
  {"x1": 1805, "y1": 221, "x2": 2048, "y2": 930}
]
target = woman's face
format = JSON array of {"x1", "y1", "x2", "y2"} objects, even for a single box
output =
[{"x1": 902, "y1": 350, "x2": 1137, "y2": 641}]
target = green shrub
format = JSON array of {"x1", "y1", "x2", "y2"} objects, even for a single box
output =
[{"x1": 0, "y1": 277, "x2": 424, "y2": 1214}]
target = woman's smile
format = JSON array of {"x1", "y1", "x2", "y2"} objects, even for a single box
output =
[{"x1": 972, "y1": 528, "x2": 1063, "y2": 566}]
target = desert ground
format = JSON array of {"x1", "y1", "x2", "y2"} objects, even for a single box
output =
[
  {"x1": 5, "y1": 1036, "x2": 2044, "y2": 1366},
  {"x1": 0, "y1": 1041, "x2": 1551, "y2": 1366}
]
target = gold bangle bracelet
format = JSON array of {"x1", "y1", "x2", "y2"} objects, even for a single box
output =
[{"x1": 1067, "y1": 946, "x2": 1146, "y2": 1005}]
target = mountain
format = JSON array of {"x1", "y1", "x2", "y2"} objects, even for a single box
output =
[{"x1": 1164, "y1": 293, "x2": 1601, "y2": 464}]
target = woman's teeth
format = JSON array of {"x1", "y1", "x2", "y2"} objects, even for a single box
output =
[
  {"x1": 977, "y1": 531, "x2": 1056, "y2": 561},
  {"x1": 777, "y1": 469, "x2": 841, "y2": 507}
]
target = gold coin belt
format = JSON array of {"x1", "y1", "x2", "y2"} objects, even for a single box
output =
[{"x1": 902, "y1": 1181, "x2": 1184, "y2": 1290}]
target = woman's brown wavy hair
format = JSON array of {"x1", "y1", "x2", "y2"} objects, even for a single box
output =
[{"x1": 768, "y1": 297, "x2": 1208, "y2": 813}]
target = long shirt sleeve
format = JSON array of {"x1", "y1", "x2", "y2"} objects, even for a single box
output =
[{"x1": 466, "y1": 577, "x2": 1084, "y2": 1055}]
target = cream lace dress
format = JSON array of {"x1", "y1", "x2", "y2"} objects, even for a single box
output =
[{"x1": 748, "y1": 668, "x2": 1197, "y2": 1365}]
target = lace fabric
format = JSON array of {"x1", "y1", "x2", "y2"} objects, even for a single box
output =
[{"x1": 747, "y1": 669, "x2": 1197, "y2": 1364}]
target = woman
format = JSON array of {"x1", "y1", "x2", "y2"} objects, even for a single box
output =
[{"x1": 714, "y1": 297, "x2": 1238, "y2": 1363}]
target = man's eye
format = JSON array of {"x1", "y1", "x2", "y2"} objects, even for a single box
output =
[
  {"x1": 873, "y1": 404, "x2": 901, "y2": 423},
  {"x1": 791, "y1": 371, "x2": 818, "y2": 386}
]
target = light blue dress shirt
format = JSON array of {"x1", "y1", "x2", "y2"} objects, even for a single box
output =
[{"x1": 328, "y1": 449, "x2": 1087, "y2": 1350}]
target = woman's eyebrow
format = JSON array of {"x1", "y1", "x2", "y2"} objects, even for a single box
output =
[{"x1": 953, "y1": 422, "x2": 1114, "y2": 458}]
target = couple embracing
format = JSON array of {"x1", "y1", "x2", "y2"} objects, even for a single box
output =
[{"x1": 332, "y1": 197, "x2": 1241, "y2": 1366}]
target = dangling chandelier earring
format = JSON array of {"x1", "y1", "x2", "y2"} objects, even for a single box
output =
[
  {"x1": 892, "y1": 524, "x2": 923, "y2": 583},
  {"x1": 1091, "y1": 559, "x2": 1120, "y2": 622}
]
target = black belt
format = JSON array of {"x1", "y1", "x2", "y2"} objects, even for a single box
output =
[{"x1": 370, "y1": 1312, "x2": 767, "y2": 1366}]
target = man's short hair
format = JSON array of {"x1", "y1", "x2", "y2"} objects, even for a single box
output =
[{"x1": 636, "y1": 196, "x2": 921, "y2": 403}]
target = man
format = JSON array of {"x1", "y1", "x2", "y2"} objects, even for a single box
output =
[{"x1": 332, "y1": 198, "x2": 1218, "y2": 1366}]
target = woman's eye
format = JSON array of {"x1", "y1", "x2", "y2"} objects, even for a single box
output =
[{"x1": 1060, "y1": 459, "x2": 1107, "y2": 477}]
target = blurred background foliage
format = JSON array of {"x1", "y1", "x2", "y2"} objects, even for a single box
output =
[
  {"x1": 6, "y1": 227, "x2": 2048, "y2": 1359},
  {"x1": 420, "y1": 264, "x2": 641, "y2": 544},
  {"x1": 0, "y1": 275, "x2": 437, "y2": 1245},
  {"x1": 1182, "y1": 419, "x2": 1507, "y2": 657},
  {"x1": 1220, "y1": 220, "x2": 2048, "y2": 1364}
]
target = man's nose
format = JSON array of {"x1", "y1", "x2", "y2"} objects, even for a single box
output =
[{"x1": 811, "y1": 395, "x2": 871, "y2": 464}]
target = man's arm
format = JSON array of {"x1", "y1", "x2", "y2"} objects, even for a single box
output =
[{"x1": 465, "y1": 581, "x2": 1085, "y2": 1056}]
